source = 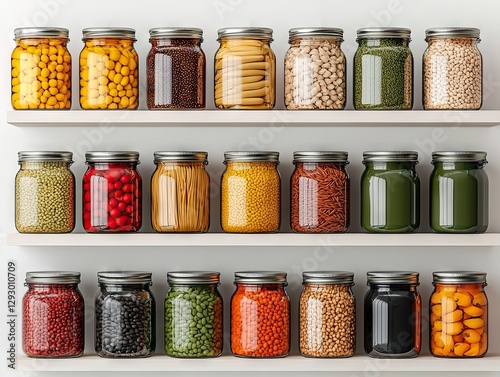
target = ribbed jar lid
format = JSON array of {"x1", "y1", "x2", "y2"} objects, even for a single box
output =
[
  {"x1": 224, "y1": 151, "x2": 279, "y2": 162},
  {"x1": 357, "y1": 27, "x2": 411, "y2": 39},
  {"x1": 26, "y1": 271, "x2": 80, "y2": 284},
  {"x1": 289, "y1": 27, "x2": 343, "y2": 39},
  {"x1": 303, "y1": 271, "x2": 354, "y2": 284},
  {"x1": 14, "y1": 27, "x2": 69, "y2": 39},
  {"x1": 98, "y1": 271, "x2": 152, "y2": 284},
  {"x1": 426, "y1": 27, "x2": 480, "y2": 39},
  {"x1": 433, "y1": 271, "x2": 487, "y2": 284},
  {"x1": 82, "y1": 27, "x2": 136, "y2": 40},
  {"x1": 149, "y1": 27, "x2": 203, "y2": 39},
  {"x1": 431, "y1": 151, "x2": 487, "y2": 163},
  {"x1": 154, "y1": 151, "x2": 208, "y2": 163},
  {"x1": 167, "y1": 271, "x2": 220, "y2": 285},
  {"x1": 85, "y1": 151, "x2": 140, "y2": 162},
  {"x1": 363, "y1": 151, "x2": 418, "y2": 162},
  {"x1": 218, "y1": 27, "x2": 273, "y2": 40},
  {"x1": 234, "y1": 271, "x2": 287, "y2": 284},
  {"x1": 367, "y1": 271, "x2": 419, "y2": 285},
  {"x1": 293, "y1": 151, "x2": 349, "y2": 163},
  {"x1": 18, "y1": 151, "x2": 73, "y2": 163}
]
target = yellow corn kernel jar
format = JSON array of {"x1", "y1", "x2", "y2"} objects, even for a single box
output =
[
  {"x1": 221, "y1": 151, "x2": 280, "y2": 233},
  {"x1": 215, "y1": 27, "x2": 275, "y2": 109},
  {"x1": 80, "y1": 28, "x2": 139, "y2": 110},
  {"x1": 11, "y1": 27, "x2": 71, "y2": 110}
]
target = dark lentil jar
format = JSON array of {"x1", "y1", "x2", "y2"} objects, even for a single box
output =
[
  {"x1": 354, "y1": 27, "x2": 413, "y2": 110},
  {"x1": 164, "y1": 271, "x2": 223, "y2": 358},
  {"x1": 95, "y1": 272, "x2": 155, "y2": 358},
  {"x1": 147, "y1": 28, "x2": 205, "y2": 109}
]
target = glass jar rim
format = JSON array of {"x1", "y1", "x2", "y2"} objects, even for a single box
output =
[
  {"x1": 154, "y1": 151, "x2": 208, "y2": 163},
  {"x1": 82, "y1": 27, "x2": 136, "y2": 41},
  {"x1": 234, "y1": 271, "x2": 287, "y2": 284},
  {"x1": 293, "y1": 151, "x2": 349, "y2": 163},
  {"x1": 432, "y1": 151, "x2": 487, "y2": 163},
  {"x1": 288, "y1": 27, "x2": 343, "y2": 40},
  {"x1": 367, "y1": 271, "x2": 419, "y2": 285},
  {"x1": 26, "y1": 271, "x2": 80, "y2": 284},
  {"x1": 433, "y1": 271, "x2": 487, "y2": 284},
  {"x1": 14, "y1": 27, "x2": 69, "y2": 40},
  {"x1": 302, "y1": 271, "x2": 354, "y2": 284},
  {"x1": 85, "y1": 151, "x2": 140, "y2": 163},
  {"x1": 167, "y1": 271, "x2": 220, "y2": 284},
  {"x1": 217, "y1": 27, "x2": 273, "y2": 41},
  {"x1": 425, "y1": 27, "x2": 480, "y2": 39},
  {"x1": 149, "y1": 27, "x2": 203, "y2": 40},
  {"x1": 357, "y1": 27, "x2": 411, "y2": 40},
  {"x1": 18, "y1": 151, "x2": 73, "y2": 163}
]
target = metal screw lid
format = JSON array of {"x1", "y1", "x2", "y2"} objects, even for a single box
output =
[
  {"x1": 167, "y1": 271, "x2": 220, "y2": 285},
  {"x1": 303, "y1": 271, "x2": 354, "y2": 285},
  {"x1": 367, "y1": 271, "x2": 420, "y2": 285},
  {"x1": 224, "y1": 151, "x2": 279, "y2": 162},
  {"x1": 217, "y1": 27, "x2": 273, "y2": 40},
  {"x1": 82, "y1": 27, "x2": 136, "y2": 40},
  {"x1": 154, "y1": 151, "x2": 208, "y2": 163},
  {"x1": 293, "y1": 151, "x2": 349, "y2": 163},
  {"x1": 357, "y1": 27, "x2": 411, "y2": 39},
  {"x1": 431, "y1": 151, "x2": 487, "y2": 163},
  {"x1": 433, "y1": 271, "x2": 487, "y2": 284},
  {"x1": 149, "y1": 27, "x2": 203, "y2": 40},
  {"x1": 26, "y1": 271, "x2": 80, "y2": 284},
  {"x1": 426, "y1": 27, "x2": 480, "y2": 39},
  {"x1": 289, "y1": 27, "x2": 344, "y2": 40},
  {"x1": 18, "y1": 151, "x2": 73, "y2": 163},
  {"x1": 363, "y1": 151, "x2": 418, "y2": 162},
  {"x1": 234, "y1": 271, "x2": 287, "y2": 284},
  {"x1": 14, "y1": 27, "x2": 69, "y2": 39},
  {"x1": 97, "y1": 271, "x2": 152, "y2": 284},
  {"x1": 85, "y1": 151, "x2": 140, "y2": 163}
]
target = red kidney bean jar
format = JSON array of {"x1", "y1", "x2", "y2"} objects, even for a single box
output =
[
  {"x1": 22, "y1": 271, "x2": 84, "y2": 358},
  {"x1": 83, "y1": 151, "x2": 142, "y2": 232}
]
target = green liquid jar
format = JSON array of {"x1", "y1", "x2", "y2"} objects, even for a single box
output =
[
  {"x1": 361, "y1": 151, "x2": 420, "y2": 233},
  {"x1": 430, "y1": 152, "x2": 488, "y2": 233}
]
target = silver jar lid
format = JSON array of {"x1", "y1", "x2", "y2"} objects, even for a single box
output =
[
  {"x1": 303, "y1": 271, "x2": 354, "y2": 285},
  {"x1": 154, "y1": 151, "x2": 208, "y2": 163},
  {"x1": 357, "y1": 27, "x2": 411, "y2": 39},
  {"x1": 98, "y1": 271, "x2": 152, "y2": 284},
  {"x1": 367, "y1": 271, "x2": 419, "y2": 285},
  {"x1": 363, "y1": 151, "x2": 418, "y2": 162},
  {"x1": 167, "y1": 271, "x2": 220, "y2": 285},
  {"x1": 18, "y1": 151, "x2": 73, "y2": 163},
  {"x1": 234, "y1": 271, "x2": 287, "y2": 284},
  {"x1": 224, "y1": 151, "x2": 279, "y2": 162},
  {"x1": 426, "y1": 27, "x2": 480, "y2": 39},
  {"x1": 293, "y1": 151, "x2": 349, "y2": 163},
  {"x1": 217, "y1": 27, "x2": 273, "y2": 40},
  {"x1": 289, "y1": 27, "x2": 343, "y2": 40},
  {"x1": 82, "y1": 27, "x2": 136, "y2": 40},
  {"x1": 149, "y1": 27, "x2": 203, "y2": 40},
  {"x1": 432, "y1": 151, "x2": 487, "y2": 163},
  {"x1": 433, "y1": 271, "x2": 487, "y2": 284},
  {"x1": 14, "y1": 27, "x2": 69, "y2": 39},
  {"x1": 26, "y1": 271, "x2": 81, "y2": 284},
  {"x1": 85, "y1": 151, "x2": 140, "y2": 163}
]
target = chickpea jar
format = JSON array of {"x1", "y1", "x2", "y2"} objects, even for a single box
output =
[
  {"x1": 80, "y1": 27, "x2": 139, "y2": 110},
  {"x1": 12, "y1": 27, "x2": 71, "y2": 110},
  {"x1": 221, "y1": 151, "x2": 280, "y2": 233},
  {"x1": 215, "y1": 27, "x2": 276, "y2": 109}
]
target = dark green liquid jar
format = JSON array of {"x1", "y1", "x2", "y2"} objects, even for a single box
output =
[
  {"x1": 430, "y1": 151, "x2": 488, "y2": 233},
  {"x1": 361, "y1": 151, "x2": 420, "y2": 233}
]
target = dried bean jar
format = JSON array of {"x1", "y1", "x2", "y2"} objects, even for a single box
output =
[
  {"x1": 299, "y1": 271, "x2": 355, "y2": 358},
  {"x1": 430, "y1": 271, "x2": 487, "y2": 358},
  {"x1": 291, "y1": 151, "x2": 349, "y2": 233},
  {"x1": 354, "y1": 27, "x2": 413, "y2": 110},
  {"x1": 215, "y1": 27, "x2": 276, "y2": 109},
  {"x1": 147, "y1": 28, "x2": 205, "y2": 109},
  {"x1": 423, "y1": 28, "x2": 482, "y2": 110},
  {"x1": 83, "y1": 151, "x2": 142, "y2": 232},
  {"x1": 95, "y1": 271, "x2": 155, "y2": 358},
  {"x1": 15, "y1": 151, "x2": 75, "y2": 233},
  {"x1": 430, "y1": 152, "x2": 488, "y2": 233},
  {"x1": 151, "y1": 152, "x2": 210, "y2": 232},
  {"x1": 364, "y1": 271, "x2": 421, "y2": 358},
  {"x1": 164, "y1": 271, "x2": 223, "y2": 358},
  {"x1": 23, "y1": 272, "x2": 84, "y2": 358},
  {"x1": 221, "y1": 151, "x2": 280, "y2": 233},
  {"x1": 361, "y1": 151, "x2": 420, "y2": 233},
  {"x1": 285, "y1": 28, "x2": 346, "y2": 109},
  {"x1": 231, "y1": 271, "x2": 290, "y2": 358},
  {"x1": 12, "y1": 27, "x2": 71, "y2": 110},
  {"x1": 80, "y1": 28, "x2": 139, "y2": 110}
]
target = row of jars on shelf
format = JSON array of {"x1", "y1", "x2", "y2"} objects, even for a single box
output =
[
  {"x1": 15, "y1": 150, "x2": 488, "y2": 234},
  {"x1": 11, "y1": 26, "x2": 482, "y2": 110},
  {"x1": 23, "y1": 270, "x2": 488, "y2": 359}
]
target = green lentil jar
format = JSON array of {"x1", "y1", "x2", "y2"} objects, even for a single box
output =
[
  {"x1": 15, "y1": 151, "x2": 75, "y2": 233},
  {"x1": 354, "y1": 27, "x2": 413, "y2": 110},
  {"x1": 164, "y1": 271, "x2": 223, "y2": 358}
]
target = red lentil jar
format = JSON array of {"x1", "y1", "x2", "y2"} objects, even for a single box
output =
[
  {"x1": 83, "y1": 151, "x2": 142, "y2": 232},
  {"x1": 22, "y1": 271, "x2": 84, "y2": 358}
]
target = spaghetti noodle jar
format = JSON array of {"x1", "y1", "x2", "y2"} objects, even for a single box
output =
[
  {"x1": 151, "y1": 152, "x2": 210, "y2": 232},
  {"x1": 291, "y1": 151, "x2": 349, "y2": 233}
]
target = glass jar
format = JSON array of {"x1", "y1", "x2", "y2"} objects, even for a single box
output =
[
  {"x1": 23, "y1": 272, "x2": 84, "y2": 358},
  {"x1": 423, "y1": 28, "x2": 482, "y2": 110},
  {"x1": 95, "y1": 271, "x2": 155, "y2": 358},
  {"x1": 80, "y1": 28, "x2": 138, "y2": 110},
  {"x1": 291, "y1": 151, "x2": 349, "y2": 233},
  {"x1": 164, "y1": 271, "x2": 223, "y2": 358},
  {"x1": 430, "y1": 151, "x2": 488, "y2": 233},
  {"x1": 354, "y1": 27, "x2": 413, "y2": 110},
  {"x1": 12, "y1": 27, "x2": 72, "y2": 110},
  {"x1": 231, "y1": 271, "x2": 290, "y2": 358},
  {"x1": 83, "y1": 151, "x2": 142, "y2": 232},
  {"x1": 430, "y1": 271, "x2": 487, "y2": 358},
  {"x1": 221, "y1": 151, "x2": 280, "y2": 233},
  {"x1": 151, "y1": 152, "x2": 210, "y2": 232},
  {"x1": 299, "y1": 271, "x2": 355, "y2": 358},
  {"x1": 285, "y1": 28, "x2": 346, "y2": 110},
  {"x1": 364, "y1": 271, "x2": 421, "y2": 358},
  {"x1": 147, "y1": 28, "x2": 205, "y2": 109},
  {"x1": 361, "y1": 151, "x2": 420, "y2": 233},
  {"x1": 15, "y1": 151, "x2": 75, "y2": 233},
  {"x1": 215, "y1": 27, "x2": 275, "y2": 109}
]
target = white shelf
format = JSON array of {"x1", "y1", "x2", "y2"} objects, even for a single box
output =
[{"x1": 6, "y1": 110, "x2": 500, "y2": 127}]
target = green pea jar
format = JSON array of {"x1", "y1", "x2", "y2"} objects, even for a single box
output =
[
  {"x1": 164, "y1": 271, "x2": 223, "y2": 358},
  {"x1": 430, "y1": 152, "x2": 488, "y2": 233}
]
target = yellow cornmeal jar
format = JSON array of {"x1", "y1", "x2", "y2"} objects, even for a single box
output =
[{"x1": 221, "y1": 151, "x2": 280, "y2": 233}]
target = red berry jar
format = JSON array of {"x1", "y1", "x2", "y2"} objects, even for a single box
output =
[
  {"x1": 83, "y1": 151, "x2": 142, "y2": 232},
  {"x1": 23, "y1": 271, "x2": 84, "y2": 358}
]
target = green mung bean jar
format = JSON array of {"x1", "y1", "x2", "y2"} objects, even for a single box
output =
[
  {"x1": 164, "y1": 271, "x2": 223, "y2": 358},
  {"x1": 430, "y1": 152, "x2": 488, "y2": 233}
]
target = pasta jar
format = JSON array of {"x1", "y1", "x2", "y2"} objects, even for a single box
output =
[
  {"x1": 80, "y1": 27, "x2": 139, "y2": 110},
  {"x1": 221, "y1": 151, "x2": 280, "y2": 233},
  {"x1": 164, "y1": 271, "x2": 223, "y2": 358},
  {"x1": 364, "y1": 271, "x2": 421, "y2": 358},
  {"x1": 23, "y1": 271, "x2": 84, "y2": 358},
  {"x1": 361, "y1": 151, "x2": 420, "y2": 233},
  {"x1": 16, "y1": 151, "x2": 75, "y2": 233},
  {"x1": 147, "y1": 28, "x2": 205, "y2": 109},
  {"x1": 299, "y1": 271, "x2": 355, "y2": 358},
  {"x1": 354, "y1": 27, "x2": 413, "y2": 110},
  {"x1": 285, "y1": 27, "x2": 346, "y2": 109},
  {"x1": 430, "y1": 271, "x2": 487, "y2": 358},
  {"x1": 215, "y1": 27, "x2": 275, "y2": 109},
  {"x1": 430, "y1": 151, "x2": 488, "y2": 233},
  {"x1": 423, "y1": 27, "x2": 482, "y2": 110},
  {"x1": 291, "y1": 151, "x2": 349, "y2": 233},
  {"x1": 231, "y1": 271, "x2": 290, "y2": 358},
  {"x1": 83, "y1": 151, "x2": 142, "y2": 232},
  {"x1": 12, "y1": 27, "x2": 71, "y2": 110},
  {"x1": 151, "y1": 152, "x2": 210, "y2": 233},
  {"x1": 95, "y1": 271, "x2": 156, "y2": 358}
]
